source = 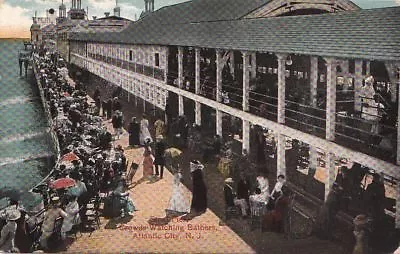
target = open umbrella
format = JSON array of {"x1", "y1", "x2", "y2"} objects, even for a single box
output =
[
  {"x1": 60, "y1": 152, "x2": 80, "y2": 162},
  {"x1": 164, "y1": 147, "x2": 182, "y2": 158},
  {"x1": 49, "y1": 178, "x2": 76, "y2": 190}
]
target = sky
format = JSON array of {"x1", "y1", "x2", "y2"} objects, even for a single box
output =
[{"x1": 0, "y1": 0, "x2": 399, "y2": 38}]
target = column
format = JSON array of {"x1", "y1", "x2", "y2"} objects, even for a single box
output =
[
  {"x1": 178, "y1": 46, "x2": 183, "y2": 89},
  {"x1": 397, "y1": 76, "x2": 400, "y2": 165},
  {"x1": 230, "y1": 51, "x2": 235, "y2": 77},
  {"x1": 277, "y1": 53, "x2": 287, "y2": 124},
  {"x1": 195, "y1": 48, "x2": 201, "y2": 94},
  {"x1": 164, "y1": 48, "x2": 169, "y2": 82},
  {"x1": 216, "y1": 110, "x2": 223, "y2": 136},
  {"x1": 396, "y1": 182, "x2": 400, "y2": 229},
  {"x1": 325, "y1": 57, "x2": 337, "y2": 141},
  {"x1": 242, "y1": 51, "x2": 250, "y2": 111},
  {"x1": 242, "y1": 120, "x2": 250, "y2": 153},
  {"x1": 178, "y1": 95, "x2": 184, "y2": 116},
  {"x1": 277, "y1": 134, "x2": 286, "y2": 177},
  {"x1": 309, "y1": 56, "x2": 319, "y2": 172},
  {"x1": 195, "y1": 48, "x2": 201, "y2": 125},
  {"x1": 365, "y1": 60, "x2": 370, "y2": 76},
  {"x1": 216, "y1": 49, "x2": 223, "y2": 102},
  {"x1": 325, "y1": 152, "x2": 336, "y2": 201},
  {"x1": 251, "y1": 52, "x2": 257, "y2": 79},
  {"x1": 178, "y1": 47, "x2": 184, "y2": 116},
  {"x1": 354, "y1": 60, "x2": 363, "y2": 112},
  {"x1": 195, "y1": 102, "x2": 201, "y2": 126},
  {"x1": 310, "y1": 56, "x2": 318, "y2": 107}
]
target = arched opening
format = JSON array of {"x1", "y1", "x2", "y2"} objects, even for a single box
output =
[{"x1": 278, "y1": 8, "x2": 329, "y2": 17}]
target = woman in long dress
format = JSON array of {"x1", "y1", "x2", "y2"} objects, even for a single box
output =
[
  {"x1": 140, "y1": 114, "x2": 153, "y2": 146},
  {"x1": 167, "y1": 168, "x2": 189, "y2": 214},
  {"x1": 142, "y1": 147, "x2": 154, "y2": 180},
  {"x1": 190, "y1": 161, "x2": 207, "y2": 214},
  {"x1": 128, "y1": 117, "x2": 140, "y2": 146},
  {"x1": 61, "y1": 196, "x2": 80, "y2": 239}
]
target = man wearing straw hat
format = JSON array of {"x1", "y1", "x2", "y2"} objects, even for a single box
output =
[{"x1": 0, "y1": 208, "x2": 21, "y2": 252}]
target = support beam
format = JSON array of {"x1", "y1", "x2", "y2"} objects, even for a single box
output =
[
  {"x1": 310, "y1": 56, "x2": 318, "y2": 107},
  {"x1": 178, "y1": 95, "x2": 184, "y2": 116},
  {"x1": 251, "y1": 52, "x2": 257, "y2": 79},
  {"x1": 165, "y1": 48, "x2": 169, "y2": 82},
  {"x1": 195, "y1": 101, "x2": 201, "y2": 126},
  {"x1": 216, "y1": 110, "x2": 223, "y2": 136},
  {"x1": 242, "y1": 51, "x2": 250, "y2": 111},
  {"x1": 354, "y1": 60, "x2": 363, "y2": 112},
  {"x1": 195, "y1": 48, "x2": 201, "y2": 95},
  {"x1": 242, "y1": 120, "x2": 250, "y2": 154},
  {"x1": 216, "y1": 49, "x2": 223, "y2": 103},
  {"x1": 277, "y1": 133, "x2": 286, "y2": 177},
  {"x1": 325, "y1": 57, "x2": 337, "y2": 141},
  {"x1": 178, "y1": 46, "x2": 183, "y2": 89},
  {"x1": 277, "y1": 53, "x2": 287, "y2": 124},
  {"x1": 397, "y1": 70, "x2": 400, "y2": 165},
  {"x1": 325, "y1": 152, "x2": 336, "y2": 201}
]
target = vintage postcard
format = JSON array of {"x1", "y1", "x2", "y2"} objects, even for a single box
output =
[{"x1": 0, "y1": 0, "x2": 399, "y2": 253}]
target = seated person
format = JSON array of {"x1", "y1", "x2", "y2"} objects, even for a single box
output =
[
  {"x1": 224, "y1": 178, "x2": 248, "y2": 217},
  {"x1": 270, "y1": 175, "x2": 286, "y2": 201},
  {"x1": 262, "y1": 186, "x2": 291, "y2": 233},
  {"x1": 250, "y1": 188, "x2": 266, "y2": 205}
]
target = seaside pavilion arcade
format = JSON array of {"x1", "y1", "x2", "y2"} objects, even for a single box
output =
[{"x1": 67, "y1": 0, "x2": 400, "y2": 230}]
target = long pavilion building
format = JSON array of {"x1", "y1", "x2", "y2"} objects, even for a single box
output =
[{"x1": 64, "y1": 0, "x2": 400, "y2": 230}]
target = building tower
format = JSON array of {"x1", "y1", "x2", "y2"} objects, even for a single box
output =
[
  {"x1": 30, "y1": 12, "x2": 42, "y2": 45},
  {"x1": 114, "y1": 0, "x2": 121, "y2": 17},
  {"x1": 140, "y1": 0, "x2": 154, "y2": 19},
  {"x1": 68, "y1": 0, "x2": 85, "y2": 19},
  {"x1": 59, "y1": 0, "x2": 66, "y2": 18}
]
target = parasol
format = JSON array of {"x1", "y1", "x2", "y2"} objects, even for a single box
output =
[
  {"x1": 164, "y1": 147, "x2": 182, "y2": 158},
  {"x1": 60, "y1": 152, "x2": 80, "y2": 162},
  {"x1": 49, "y1": 178, "x2": 76, "y2": 189}
]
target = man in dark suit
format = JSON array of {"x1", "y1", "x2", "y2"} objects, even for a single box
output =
[
  {"x1": 154, "y1": 135, "x2": 166, "y2": 178},
  {"x1": 224, "y1": 178, "x2": 248, "y2": 217}
]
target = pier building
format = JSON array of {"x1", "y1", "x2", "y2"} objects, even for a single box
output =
[{"x1": 64, "y1": 0, "x2": 400, "y2": 230}]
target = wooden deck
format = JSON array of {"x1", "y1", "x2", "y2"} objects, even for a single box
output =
[{"x1": 65, "y1": 119, "x2": 255, "y2": 254}]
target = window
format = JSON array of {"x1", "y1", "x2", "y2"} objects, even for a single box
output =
[
  {"x1": 155, "y1": 53, "x2": 160, "y2": 67},
  {"x1": 129, "y1": 50, "x2": 133, "y2": 61}
]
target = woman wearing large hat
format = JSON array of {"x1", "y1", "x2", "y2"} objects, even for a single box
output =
[{"x1": 0, "y1": 208, "x2": 21, "y2": 252}]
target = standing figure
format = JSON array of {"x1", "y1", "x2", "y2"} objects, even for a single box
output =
[
  {"x1": 112, "y1": 110, "x2": 124, "y2": 139},
  {"x1": 140, "y1": 114, "x2": 153, "y2": 146},
  {"x1": 190, "y1": 160, "x2": 207, "y2": 214},
  {"x1": 256, "y1": 175, "x2": 270, "y2": 203},
  {"x1": 0, "y1": 208, "x2": 20, "y2": 252},
  {"x1": 61, "y1": 196, "x2": 80, "y2": 240},
  {"x1": 142, "y1": 146, "x2": 154, "y2": 180},
  {"x1": 167, "y1": 168, "x2": 190, "y2": 214},
  {"x1": 154, "y1": 118, "x2": 166, "y2": 138},
  {"x1": 40, "y1": 197, "x2": 67, "y2": 250},
  {"x1": 154, "y1": 135, "x2": 166, "y2": 179},
  {"x1": 128, "y1": 117, "x2": 140, "y2": 147}
]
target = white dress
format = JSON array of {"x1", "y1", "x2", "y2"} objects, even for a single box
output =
[
  {"x1": 140, "y1": 119, "x2": 153, "y2": 145},
  {"x1": 167, "y1": 173, "x2": 189, "y2": 213},
  {"x1": 61, "y1": 200, "x2": 80, "y2": 233},
  {"x1": 256, "y1": 176, "x2": 270, "y2": 202}
]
